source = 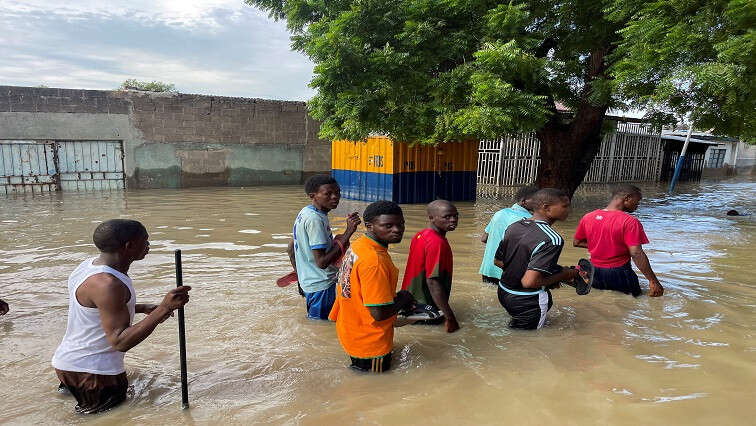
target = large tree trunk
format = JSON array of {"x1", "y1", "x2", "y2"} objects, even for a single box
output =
[
  {"x1": 535, "y1": 105, "x2": 608, "y2": 197},
  {"x1": 534, "y1": 45, "x2": 612, "y2": 198}
]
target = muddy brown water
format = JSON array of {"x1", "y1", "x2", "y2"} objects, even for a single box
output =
[{"x1": 1, "y1": 180, "x2": 754, "y2": 425}]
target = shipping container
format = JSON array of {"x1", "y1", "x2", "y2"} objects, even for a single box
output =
[{"x1": 332, "y1": 137, "x2": 478, "y2": 203}]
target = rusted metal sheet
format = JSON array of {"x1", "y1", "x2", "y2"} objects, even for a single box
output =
[{"x1": 0, "y1": 140, "x2": 124, "y2": 194}]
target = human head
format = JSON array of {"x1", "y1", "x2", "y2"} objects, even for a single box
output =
[
  {"x1": 427, "y1": 199, "x2": 458, "y2": 234},
  {"x1": 726, "y1": 209, "x2": 740, "y2": 216},
  {"x1": 304, "y1": 174, "x2": 340, "y2": 212},
  {"x1": 515, "y1": 185, "x2": 539, "y2": 211},
  {"x1": 363, "y1": 200, "x2": 405, "y2": 245},
  {"x1": 611, "y1": 184, "x2": 642, "y2": 213},
  {"x1": 530, "y1": 188, "x2": 571, "y2": 222},
  {"x1": 93, "y1": 219, "x2": 149, "y2": 260}
]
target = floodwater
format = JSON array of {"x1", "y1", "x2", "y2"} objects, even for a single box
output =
[{"x1": 0, "y1": 179, "x2": 754, "y2": 425}]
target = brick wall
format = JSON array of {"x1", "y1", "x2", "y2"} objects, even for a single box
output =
[
  {"x1": 0, "y1": 86, "x2": 130, "y2": 114},
  {"x1": 0, "y1": 85, "x2": 332, "y2": 188},
  {"x1": 126, "y1": 92, "x2": 316, "y2": 146},
  {"x1": 0, "y1": 85, "x2": 322, "y2": 146}
]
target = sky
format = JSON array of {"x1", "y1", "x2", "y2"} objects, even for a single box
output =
[{"x1": 0, "y1": 0, "x2": 316, "y2": 100}]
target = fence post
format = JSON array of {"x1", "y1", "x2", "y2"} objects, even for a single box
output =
[{"x1": 495, "y1": 137, "x2": 504, "y2": 186}]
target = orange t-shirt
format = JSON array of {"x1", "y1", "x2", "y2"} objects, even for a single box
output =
[{"x1": 328, "y1": 235, "x2": 398, "y2": 358}]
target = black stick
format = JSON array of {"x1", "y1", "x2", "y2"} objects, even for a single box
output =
[{"x1": 174, "y1": 249, "x2": 189, "y2": 409}]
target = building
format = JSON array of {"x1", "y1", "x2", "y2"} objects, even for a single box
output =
[
  {"x1": 662, "y1": 130, "x2": 756, "y2": 178},
  {"x1": 0, "y1": 85, "x2": 331, "y2": 194}
]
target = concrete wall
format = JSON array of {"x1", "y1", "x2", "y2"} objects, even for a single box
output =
[
  {"x1": 702, "y1": 141, "x2": 756, "y2": 177},
  {"x1": 0, "y1": 85, "x2": 331, "y2": 188},
  {"x1": 736, "y1": 141, "x2": 756, "y2": 174}
]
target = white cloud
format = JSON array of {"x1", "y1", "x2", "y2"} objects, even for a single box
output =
[
  {"x1": 1, "y1": 0, "x2": 255, "y2": 30},
  {"x1": 0, "y1": 0, "x2": 316, "y2": 100}
]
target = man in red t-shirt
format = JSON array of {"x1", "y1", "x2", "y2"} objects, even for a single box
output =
[
  {"x1": 573, "y1": 184, "x2": 663, "y2": 297},
  {"x1": 401, "y1": 200, "x2": 460, "y2": 333}
]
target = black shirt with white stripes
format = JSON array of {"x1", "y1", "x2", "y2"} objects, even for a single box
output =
[{"x1": 494, "y1": 219, "x2": 564, "y2": 292}]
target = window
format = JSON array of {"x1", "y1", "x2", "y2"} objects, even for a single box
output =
[{"x1": 707, "y1": 148, "x2": 726, "y2": 168}]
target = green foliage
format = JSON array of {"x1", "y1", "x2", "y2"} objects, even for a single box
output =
[
  {"x1": 610, "y1": 0, "x2": 755, "y2": 143},
  {"x1": 248, "y1": 0, "x2": 754, "y2": 144},
  {"x1": 118, "y1": 79, "x2": 178, "y2": 93}
]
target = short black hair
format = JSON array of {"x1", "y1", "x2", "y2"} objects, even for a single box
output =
[
  {"x1": 93, "y1": 219, "x2": 147, "y2": 253},
  {"x1": 530, "y1": 188, "x2": 569, "y2": 209},
  {"x1": 611, "y1": 184, "x2": 642, "y2": 199},
  {"x1": 363, "y1": 200, "x2": 403, "y2": 223},
  {"x1": 305, "y1": 174, "x2": 338, "y2": 194},
  {"x1": 515, "y1": 185, "x2": 539, "y2": 203}
]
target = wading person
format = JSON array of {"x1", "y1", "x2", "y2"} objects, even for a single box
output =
[
  {"x1": 401, "y1": 200, "x2": 460, "y2": 333},
  {"x1": 329, "y1": 201, "x2": 415, "y2": 373},
  {"x1": 52, "y1": 219, "x2": 191, "y2": 414},
  {"x1": 494, "y1": 189, "x2": 592, "y2": 330},
  {"x1": 480, "y1": 186, "x2": 538, "y2": 285},
  {"x1": 573, "y1": 184, "x2": 663, "y2": 297},
  {"x1": 287, "y1": 175, "x2": 360, "y2": 319}
]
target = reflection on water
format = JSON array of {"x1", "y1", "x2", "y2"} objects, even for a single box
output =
[{"x1": 0, "y1": 180, "x2": 754, "y2": 425}]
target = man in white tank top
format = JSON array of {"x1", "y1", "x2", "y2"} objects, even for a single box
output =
[{"x1": 52, "y1": 219, "x2": 191, "y2": 414}]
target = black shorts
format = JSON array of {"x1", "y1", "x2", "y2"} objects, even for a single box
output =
[
  {"x1": 413, "y1": 317, "x2": 445, "y2": 325},
  {"x1": 593, "y1": 263, "x2": 641, "y2": 297},
  {"x1": 497, "y1": 286, "x2": 553, "y2": 330},
  {"x1": 56, "y1": 369, "x2": 128, "y2": 414},
  {"x1": 482, "y1": 275, "x2": 500, "y2": 285},
  {"x1": 350, "y1": 352, "x2": 392, "y2": 373}
]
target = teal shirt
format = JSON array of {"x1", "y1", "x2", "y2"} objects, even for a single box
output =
[
  {"x1": 293, "y1": 205, "x2": 338, "y2": 293},
  {"x1": 479, "y1": 203, "x2": 531, "y2": 278}
]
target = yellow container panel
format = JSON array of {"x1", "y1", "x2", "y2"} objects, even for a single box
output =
[
  {"x1": 434, "y1": 140, "x2": 479, "y2": 172},
  {"x1": 395, "y1": 142, "x2": 437, "y2": 173},
  {"x1": 331, "y1": 137, "x2": 393, "y2": 174}
]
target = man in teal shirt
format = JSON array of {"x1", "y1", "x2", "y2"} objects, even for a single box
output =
[{"x1": 479, "y1": 186, "x2": 538, "y2": 285}]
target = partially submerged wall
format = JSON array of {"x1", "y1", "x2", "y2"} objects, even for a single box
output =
[{"x1": 0, "y1": 85, "x2": 330, "y2": 188}]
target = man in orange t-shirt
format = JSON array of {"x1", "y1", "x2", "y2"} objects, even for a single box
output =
[{"x1": 329, "y1": 201, "x2": 416, "y2": 373}]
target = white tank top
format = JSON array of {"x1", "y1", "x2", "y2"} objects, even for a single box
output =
[{"x1": 52, "y1": 258, "x2": 136, "y2": 375}]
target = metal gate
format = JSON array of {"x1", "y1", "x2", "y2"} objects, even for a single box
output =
[
  {"x1": 477, "y1": 121, "x2": 663, "y2": 187},
  {"x1": 0, "y1": 140, "x2": 124, "y2": 194}
]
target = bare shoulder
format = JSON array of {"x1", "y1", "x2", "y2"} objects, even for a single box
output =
[{"x1": 77, "y1": 273, "x2": 130, "y2": 308}]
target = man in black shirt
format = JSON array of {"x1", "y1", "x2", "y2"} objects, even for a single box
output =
[{"x1": 494, "y1": 188, "x2": 590, "y2": 329}]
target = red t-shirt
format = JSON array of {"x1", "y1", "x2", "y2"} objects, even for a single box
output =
[
  {"x1": 574, "y1": 209, "x2": 649, "y2": 268},
  {"x1": 401, "y1": 228, "x2": 453, "y2": 308}
]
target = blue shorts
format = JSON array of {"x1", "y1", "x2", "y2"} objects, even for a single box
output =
[
  {"x1": 593, "y1": 262, "x2": 641, "y2": 297},
  {"x1": 304, "y1": 284, "x2": 336, "y2": 320}
]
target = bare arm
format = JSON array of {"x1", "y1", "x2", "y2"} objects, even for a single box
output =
[
  {"x1": 311, "y1": 213, "x2": 361, "y2": 269},
  {"x1": 573, "y1": 238, "x2": 588, "y2": 248},
  {"x1": 311, "y1": 246, "x2": 344, "y2": 269},
  {"x1": 81, "y1": 275, "x2": 190, "y2": 352},
  {"x1": 521, "y1": 267, "x2": 578, "y2": 289},
  {"x1": 287, "y1": 239, "x2": 297, "y2": 271},
  {"x1": 135, "y1": 304, "x2": 159, "y2": 314},
  {"x1": 368, "y1": 290, "x2": 415, "y2": 322},
  {"x1": 481, "y1": 232, "x2": 488, "y2": 243},
  {"x1": 427, "y1": 278, "x2": 460, "y2": 333},
  {"x1": 629, "y1": 245, "x2": 664, "y2": 297}
]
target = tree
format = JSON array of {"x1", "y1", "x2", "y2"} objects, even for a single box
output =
[
  {"x1": 247, "y1": 0, "x2": 755, "y2": 195},
  {"x1": 118, "y1": 79, "x2": 178, "y2": 93}
]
